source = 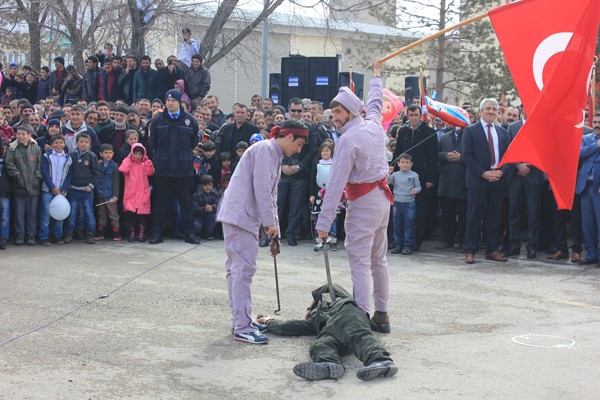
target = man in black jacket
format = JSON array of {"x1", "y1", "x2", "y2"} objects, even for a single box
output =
[
  {"x1": 392, "y1": 105, "x2": 438, "y2": 250},
  {"x1": 149, "y1": 89, "x2": 200, "y2": 245},
  {"x1": 82, "y1": 56, "x2": 100, "y2": 103}
]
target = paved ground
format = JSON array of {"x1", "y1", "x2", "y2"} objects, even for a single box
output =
[{"x1": 1, "y1": 238, "x2": 599, "y2": 400}]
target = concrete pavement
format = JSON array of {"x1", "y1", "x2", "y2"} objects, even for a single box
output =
[{"x1": 1, "y1": 239, "x2": 599, "y2": 399}]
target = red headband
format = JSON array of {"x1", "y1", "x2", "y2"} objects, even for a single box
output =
[{"x1": 268, "y1": 126, "x2": 309, "y2": 139}]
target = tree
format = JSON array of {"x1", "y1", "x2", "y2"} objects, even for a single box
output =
[
  {"x1": 11, "y1": 0, "x2": 48, "y2": 71},
  {"x1": 46, "y1": 0, "x2": 111, "y2": 71}
]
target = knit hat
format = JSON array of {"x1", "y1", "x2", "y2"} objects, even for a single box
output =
[
  {"x1": 9, "y1": 62, "x2": 18, "y2": 68},
  {"x1": 127, "y1": 107, "x2": 140, "y2": 116},
  {"x1": 332, "y1": 86, "x2": 364, "y2": 116},
  {"x1": 165, "y1": 89, "x2": 182, "y2": 104},
  {"x1": 49, "y1": 110, "x2": 66, "y2": 119},
  {"x1": 249, "y1": 133, "x2": 263, "y2": 144},
  {"x1": 47, "y1": 119, "x2": 61, "y2": 128},
  {"x1": 114, "y1": 106, "x2": 129, "y2": 115},
  {"x1": 54, "y1": 56, "x2": 65, "y2": 65}
]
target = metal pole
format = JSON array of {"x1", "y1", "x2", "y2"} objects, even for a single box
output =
[{"x1": 260, "y1": 0, "x2": 269, "y2": 99}]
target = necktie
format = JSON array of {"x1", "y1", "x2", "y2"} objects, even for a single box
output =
[{"x1": 487, "y1": 124, "x2": 496, "y2": 166}]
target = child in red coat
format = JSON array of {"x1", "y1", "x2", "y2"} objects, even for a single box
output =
[{"x1": 118, "y1": 143, "x2": 154, "y2": 242}]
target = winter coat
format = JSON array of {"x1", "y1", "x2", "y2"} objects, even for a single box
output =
[
  {"x1": 184, "y1": 66, "x2": 211, "y2": 100},
  {"x1": 95, "y1": 159, "x2": 119, "y2": 199},
  {"x1": 61, "y1": 74, "x2": 83, "y2": 104},
  {"x1": 82, "y1": 68, "x2": 100, "y2": 103},
  {"x1": 118, "y1": 143, "x2": 154, "y2": 214},
  {"x1": 149, "y1": 109, "x2": 198, "y2": 177},
  {"x1": 133, "y1": 68, "x2": 158, "y2": 102},
  {"x1": 5, "y1": 138, "x2": 42, "y2": 196},
  {"x1": 36, "y1": 77, "x2": 51, "y2": 103},
  {"x1": 0, "y1": 148, "x2": 12, "y2": 198},
  {"x1": 41, "y1": 149, "x2": 73, "y2": 193},
  {"x1": 192, "y1": 187, "x2": 220, "y2": 216}
]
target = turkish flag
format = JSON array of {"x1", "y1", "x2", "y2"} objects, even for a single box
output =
[{"x1": 490, "y1": 0, "x2": 600, "y2": 209}]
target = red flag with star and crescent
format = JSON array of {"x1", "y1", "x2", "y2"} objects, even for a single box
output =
[{"x1": 489, "y1": 0, "x2": 600, "y2": 209}]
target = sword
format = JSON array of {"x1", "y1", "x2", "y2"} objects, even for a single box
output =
[
  {"x1": 270, "y1": 237, "x2": 281, "y2": 315},
  {"x1": 323, "y1": 238, "x2": 336, "y2": 302}
]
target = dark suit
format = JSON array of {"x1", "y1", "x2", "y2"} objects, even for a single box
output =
[
  {"x1": 575, "y1": 129, "x2": 600, "y2": 260},
  {"x1": 461, "y1": 121, "x2": 510, "y2": 254},
  {"x1": 315, "y1": 125, "x2": 339, "y2": 147},
  {"x1": 438, "y1": 129, "x2": 467, "y2": 246},
  {"x1": 505, "y1": 120, "x2": 544, "y2": 254}
]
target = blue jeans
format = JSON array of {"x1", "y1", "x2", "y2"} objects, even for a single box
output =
[
  {"x1": 39, "y1": 191, "x2": 65, "y2": 240},
  {"x1": 393, "y1": 201, "x2": 416, "y2": 249},
  {"x1": 0, "y1": 196, "x2": 9, "y2": 238},
  {"x1": 67, "y1": 190, "x2": 95, "y2": 234}
]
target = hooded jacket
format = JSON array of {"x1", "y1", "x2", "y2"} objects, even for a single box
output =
[
  {"x1": 5, "y1": 138, "x2": 42, "y2": 196},
  {"x1": 175, "y1": 79, "x2": 191, "y2": 110},
  {"x1": 118, "y1": 143, "x2": 154, "y2": 214}
]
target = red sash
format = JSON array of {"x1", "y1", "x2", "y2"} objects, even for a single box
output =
[{"x1": 346, "y1": 178, "x2": 394, "y2": 205}]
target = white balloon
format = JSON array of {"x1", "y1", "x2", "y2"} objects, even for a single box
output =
[{"x1": 49, "y1": 194, "x2": 71, "y2": 221}]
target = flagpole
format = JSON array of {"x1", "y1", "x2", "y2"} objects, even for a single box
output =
[
  {"x1": 349, "y1": 58, "x2": 354, "y2": 93},
  {"x1": 589, "y1": 56, "x2": 597, "y2": 127},
  {"x1": 380, "y1": 12, "x2": 490, "y2": 63}
]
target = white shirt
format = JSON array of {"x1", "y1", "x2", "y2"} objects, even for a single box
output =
[{"x1": 481, "y1": 118, "x2": 499, "y2": 169}]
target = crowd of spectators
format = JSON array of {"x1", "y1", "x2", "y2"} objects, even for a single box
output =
[{"x1": 0, "y1": 49, "x2": 595, "y2": 267}]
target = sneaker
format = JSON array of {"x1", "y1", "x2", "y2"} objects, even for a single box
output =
[
  {"x1": 94, "y1": 234, "x2": 105, "y2": 241},
  {"x1": 251, "y1": 321, "x2": 268, "y2": 333},
  {"x1": 356, "y1": 360, "x2": 398, "y2": 381},
  {"x1": 391, "y1": 247, "x2": 402, "y2": 254},
  {"x1": 329, "y1": 243, "x2": 338, "y2": 251},
  {"x1": 370, "y1": 311, "x2": 391, "y2": 334},
  {"x1": 63, "y1": 233, "x2": 73, "y2": 244},
  {"x1": 401, "y1": 247, "x2": 412, "y2": 255},
  {"x1": 233, "y1": 329, "x2": 269, "y2": 344},
  {"x1": 26, "y1": 237, "x2": 36, "y2": 246},
  {"x1": 86, "y1": 235, "x2": 95, "y2": 244},
  {"x1": 15, "y1": 237, "x2": 24, "y2": 246},
  {"x1": 293, "y1": 362, "x2": 344, "y2": 381},
  {"x1": 314, "y1": 241, "x2": 324, "y2": 252},
  {"x1": 0, "y1": 237, "x2": 7, "y2": 250},
  {"x1": 55, "y1": 239, "x2": 65, "y2": 245},
  {"x1": 39, "y1": 240, "x2": 51, "y2": 246},
  {"x1": 113, "y1": 234, "x2": 122, "y2": 241}
]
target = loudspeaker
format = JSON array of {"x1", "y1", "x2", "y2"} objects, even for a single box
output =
[
  {"x1": 281, "y1": 56, "x2": 308, "y2": 107},
  {"x1": 405, "y1": 76, "x2": 425, "y2": 105},
  {"x1": 269, "y1": 73, "x2": 281, "y2": 105},
  {"x1": 339, "y1": 72, "x2": 364, "y2": 100},
  {"x1": 307, "y1": 57, "x2": 339, "y2": 106}
]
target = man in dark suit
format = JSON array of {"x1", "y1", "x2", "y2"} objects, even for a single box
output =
[
  {"x1": 505, "y1": 112, "x2": 544, "y2": 259},
  {"x1": 436, "y1": 127, "x2": 467, "y2": 249},
  {"x1": 574, "y1": 112, "x2": 600, "y2": 265},
  {"x1": 392, "y1": 105, "x2": 438, "y2": 250},
  {"x1": 315, "y1": 109, "x2": 339, "y2": 147},
  {"x1": 462, "y1": 98, "x2": 511, "y2": 264}
]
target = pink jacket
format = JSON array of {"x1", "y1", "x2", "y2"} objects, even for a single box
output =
[{"x1": 118, "y1": 143, "x2": 154, "y2": 214}]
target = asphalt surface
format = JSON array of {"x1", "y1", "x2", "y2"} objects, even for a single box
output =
[{"x1": 1, "y1": 238, "x2": 599, "y2": 399}]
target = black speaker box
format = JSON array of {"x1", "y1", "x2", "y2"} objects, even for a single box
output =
[
  {"x1": 281, "y1": 56, "x2": 308, "y2": 107},
  {"x1": 405, "y1": 75, "x2": 426, "y2": 105},
  {"x1": 307, "y1": 57, "x2": 339, "y2": 106}
]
